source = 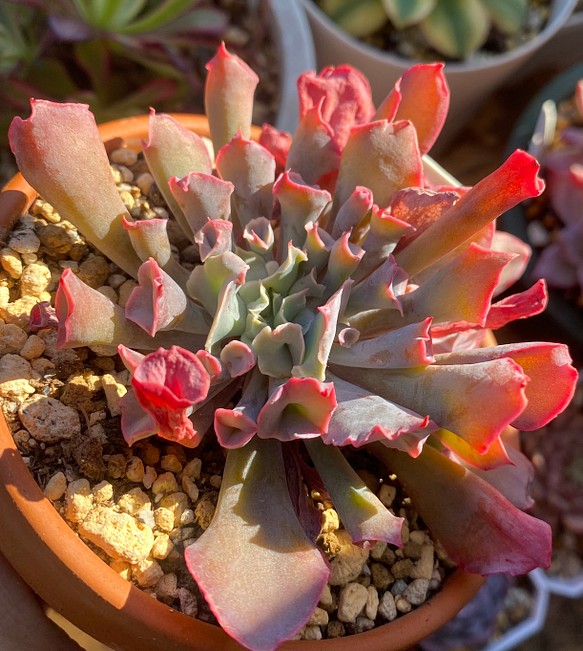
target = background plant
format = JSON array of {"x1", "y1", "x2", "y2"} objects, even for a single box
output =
[
  {"x1": 9, "y1": 44, "x2": 578, "y2": 651},
  {"x1": 0, "y1": 0, "x2": 276, "y2": 182},
  {"x1": 317, "y1": 0, "x2": 534, "y2": 60}
]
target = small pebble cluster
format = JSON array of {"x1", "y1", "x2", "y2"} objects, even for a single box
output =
[{"x1": 0, "y1": 145, "x2": 453, "y2": 639}]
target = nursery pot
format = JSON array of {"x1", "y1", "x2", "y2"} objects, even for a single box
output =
[
  {"x1": 0, "y1": 114, "x2": 485, "y2": 651},
  {"x1": 499, "y1": 62, "x2": 583, "y2": 367},
  {"x1": 297, "y1": 0, "x2": 577, "y2": 152}
]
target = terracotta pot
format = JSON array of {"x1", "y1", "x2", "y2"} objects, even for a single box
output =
[{"x1": 0, "y1": 113, "x2": 485, "y2": 651}]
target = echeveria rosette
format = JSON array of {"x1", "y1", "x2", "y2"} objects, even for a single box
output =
[{"x1": 9, "y1": 43, "x2": 578, "y2": 651}]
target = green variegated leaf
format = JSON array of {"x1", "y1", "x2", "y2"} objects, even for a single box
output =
[
  {"x1": 482, "y1": 0, "x2": 527, "y2": 34},
  {"x1": 420, "y1": 0, "x2": 489, "y2": 59},
  {"x1": 382, "y1": 0, "x2": 436, "y2": 28},
  {"x1": 320, "y1": 0, "x2": 388, "y2": 37}
]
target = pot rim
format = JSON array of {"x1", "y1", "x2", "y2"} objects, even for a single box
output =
[{"x1": 0, "y1": 112, "x2": 485, "y2": 651}]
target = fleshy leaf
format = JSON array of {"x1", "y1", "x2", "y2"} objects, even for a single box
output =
[
  {"x1": 331, "y1": 185, "x2": 374, "y2": 239},
  {"x1": 125, "y1": 258, "x2": 211, "y2": 336},
  {"x1": 273, "y1": 171, "x2": 331, "y2": 251},
  {"x1": 395, "y1": 150, "x2": 544, "y2": 277},
  {"x1": 373, "y1": 443, "x2": 552, "y2": 575},
  {"x1": 256, "y1": 377, "x2": 336, "y2": 442},
  {"x1": 329, "y1": 318, "x2": 433, "y2": 368},
  {"x1": 132, "y1": 346, "x2": 210, "y2": 445},
  {"x1": 119, "y1": 389, "x2": 158, "y2": 446},
  {"x1": 123, "y1": 217, "x2": 189, "y2": 289},
  {"x1": 376, "y1": 63, "x2": 450, "y2": 154},
  {"x1": 194, "y1": 218, "x2": 234, "y2": 262},
  {"x1": 334, "y1": 120, "x2": 423, "y2": 214},
  {"x1": 205, "y1": 42, "x2": 259, "y2": 152},
  {"x1": 305, "y1": 437, "x2": 404, "y2": 547},
  {"x1": 185, "y1": 437, "x2": 329, "y2": 651},
  {"x1": 324, "y1": 373, "x2": 435, "y2": 455},
  {"x1": 168, "y1": 172, "x2": 234, "y2": 236},
  {"x1": 484, "y1": 280, "x2": 548, "y2": 330},
  {"x1": 435, "y1": 342, "x2": 577, "y2": 431},
  {"x1": 142, "y1": 110, "x2": 213, "y2": 239},
  {"x1": 297, "y1": 64, "x2": 375, "y2": 150},
  {"x1": 55, "y1": 268, "x2": 195, "y2": 350},
  {"x1": 214, "y1": 367, "x2": 267, "y2": 448},
  {"x1": 215, "y1": 133, "x2": 275, "y2": 229},
  {"x1": 331, "y1": 358, "x2": 528, "y2": 454},
  {"x1": 9, "y1": 99, "x2": 142, "y2": 277},
  {"x1": 285, "y1": 100, "x2": 341, "y2": 188},
  {"x1": 253, "y1": 322, "x2": 305, "y2": 379},
  {"x1": 219, "y1": 340, "x2": 256, "y2": 377}
]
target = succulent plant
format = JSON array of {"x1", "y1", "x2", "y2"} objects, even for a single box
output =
[
  {"x1": 527, "y1": 79, "x2": 583, "y2": 296},
  {"x1": 318, "y1": 0, "x2": 529, "y2": 59},
  {"x1": 9, "y1": 44, "x2": 578, "y2": 651}
]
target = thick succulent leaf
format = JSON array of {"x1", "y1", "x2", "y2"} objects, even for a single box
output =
[
  {"x1": 292, "y1": 283, "x2": 349, "y2": 381},
  {"x1": 215, "y1": 134, "x2": 275, "y2": 230},
  {"x1": 420, "y1": 0, "x2": 490, "y2": 60},
  {"x1": 324, "y1": 373, "x2": 435, "y2": 454},
  {"x1": 435, "y1": 342, "x2": 577, "y2": 431},
  {"x1": 253, "y1": 322, "x2": 305, "y2": 379},
  {"x1": 9, "y1": 99, "x2": 142, "y2": 277},
  {"x1": 168, "y1": 172, "x2": 234, "y2": 236},
  {"x1": 390, "y1": 188, "x2": 459, "y2": 253},
  {"x1": 122, "y1": 217, "x2": 189, "y2": 289},
  {"x1": 119, "y1": 389, "x2": 158, "y2": 446},
  {"x1": 376, "y1": 63, "x2": 449, "y2": 154},
  {"x1": 329, "y1": 318, "x2": 433, "y2": 368},
  {"x1": 187, "y1": 251, "x2": 248, "y2": 314},
  {"x1": 285, "y1": 101, "x2": 341, "y2": 188},
  {"x1": 142, "y1": 110, "x2": 213, "y2": 239},
  {"x1": 131, "y1": 346, "x2": 211, "y2": 445},
  {"x1": 297, "y1": 64, "x2": 375, "y2": 150},
  {"x1": 194, "y1": 218, "x2": 234, "y2": 262},
  {"x1": 323, "y1": 234, "x2": 363, "y2": 297},
  {"x1": 214, "y1": 368, "x2": 267, "y2": 448},
  {"x1": 54, "y1": 268, "x2": 197, "y2": 350},
  {"x1": 334, "y1": 120, "x2": 423, "y2": 214},
  {"x1": 125, "y1": 258, "x2": 211, "y2": 336},
  {"x1": 185, "y1": 438, "x2": 329, "y2": 651},
  {"x1": 242, "y1": 217, "x2": 275, "y2": 259},
  {"x1": 331, "y1": 185, "x2": 374, "y2": 239},
  {"x1": 259, "y1": 124, "x2": 292, "y2": 171},
  {"x1": 205, "y1": 279, "x2": 247, "y2": 353},
  {"x1": 345, "y1": 255, "x2": 404, "y2": 315},
  {"x1": 433, "y1": 429, "x2": 512, "y2": 470},
  {"x1": 372, "y1": 443, "x2": 552, "y2": 575},
  {"x1": 395, "y1": 150, "x2": 544, "y2": 277},
  {"x1": 352, "y1": 243, "x2": 513, "y2": 335},
  {"x1": 305, "y1": 438, "x2": 404, "y2": 547},
  {"x1": 484, "y1": 280, "x2": 547, "y2": 330},
  {"x1": 490, "y1": 229, "x2": 531, "y2": 294},
  {"x1": 204, "y1": 42, "x2": 259, "y2": 153},
  {"x1": 470, "y1": 441, "x2": 535, "y2": 510},
  {"x1": 331, "y1": 358, "x2": 528, "y2": 454},
  {"x1": 319, "y1": 0, "x2": 388, "y2": 37},
  {"x1": 256, "y1": 377, "x2": 336, "y2": 442},
  {"x1": 354, "y1": 206, "x2": 412, "y2": 281},
  {"x1": 219, "y1": 340, "x2": 256, "y2": 377},
  {"x1": 274, "y1": 171, "x2": 331, "y2": 251}
]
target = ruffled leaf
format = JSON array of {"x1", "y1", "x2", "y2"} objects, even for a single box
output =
[
  {"x1": 256, "y1": 377, "x2": 336, "y2": 442},
  {"x1": 324, "y1": 373, "x2": 435, "y2": 455}
]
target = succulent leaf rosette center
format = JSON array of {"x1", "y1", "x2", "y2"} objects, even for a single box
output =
[{"x1": 9, "y1": 43, "x2": 578, "y2": 651}]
